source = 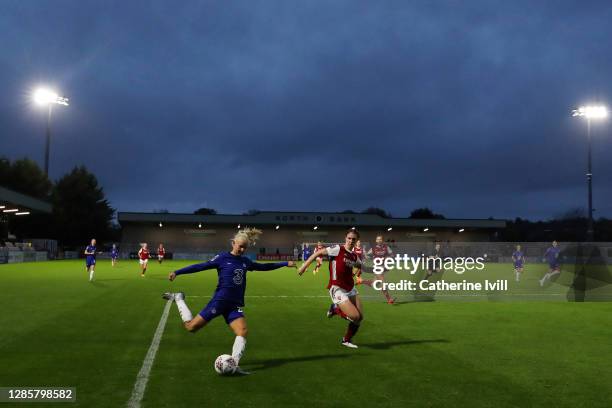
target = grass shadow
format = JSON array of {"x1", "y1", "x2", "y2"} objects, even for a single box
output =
[
  {"x1": 360, "y1": 339, "x2": 450, "y2": 350},
  {"x1": 244, "y1": 353, "x2": 358, "y2": 371}
]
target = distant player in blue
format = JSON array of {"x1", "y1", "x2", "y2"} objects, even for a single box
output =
[
  {"x1": 302, "y1": 244, "x2": 312, "y2": 261},
  {"x1": 163, "y1": 228, "x2": 296, "y2": 374},
  {"x1": 512, "y1": 244, "x2": 525, "y2": 282},
  {"x1": 540, "y1": 240, "x2": 561, "y2": 286},
  {"x1": 111, "y1": 244, "x2": 119, "y2": 267},
  {"x1": 84, "y1": 239, "x2": 97, "y2": 282}
]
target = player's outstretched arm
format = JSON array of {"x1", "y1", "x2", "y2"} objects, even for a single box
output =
[
  {"x1": 249, "y1": 260, "x2": 296, "y2": 271},
  {"x1": 172, "y1": 260, "x2": 219, "y2": 279},
  {"x1": 298, "y1": 249, "x2": 326, "y2": 275}
]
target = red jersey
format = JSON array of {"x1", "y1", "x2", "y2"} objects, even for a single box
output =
[
  {"x1": 139, "y1": 248, "x2": 150, "y2": 260},
  {"x1": 158, "y1": 247, "x2": 165, "y2": 256},
  {"x1": 326, "y1": 245, "x2": 358, "y2": 291},
  {"x1": 372, "y1": 244, "x2": 391, "y2": 259},
  {"x1": 354, "y1": 246, "x2": 364, "y2": 261}
]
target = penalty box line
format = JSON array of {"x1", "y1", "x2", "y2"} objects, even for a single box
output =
[{"x1": 127, "y1": 299, "x2": 173, "y2": 408}]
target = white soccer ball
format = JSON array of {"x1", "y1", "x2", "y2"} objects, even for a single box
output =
[{"x1": 214, "y1": 354, "x2": 237, "y2": 375}]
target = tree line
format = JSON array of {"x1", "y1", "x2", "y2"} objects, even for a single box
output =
[{"x1": 1, "y1": 157, "x2": 116, "y2": 247}]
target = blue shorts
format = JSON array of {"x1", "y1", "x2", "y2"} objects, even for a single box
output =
[
  {"x1": 514, "y1": 263, "x2": 523, "y2": 269},
  {"x1": 199, "y1": 300, "x2": 244, "y2": 324},
  {"x1": 86, "y1": 258, "x2": 96, "y2": 267}
]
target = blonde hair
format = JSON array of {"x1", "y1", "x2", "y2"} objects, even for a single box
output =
[{"x1": 232, "y1": 228, "x2": 263, "y2": 246}]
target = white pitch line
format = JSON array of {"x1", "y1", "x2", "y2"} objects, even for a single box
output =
[{"x1": 127, "y1": 299, "x2": 172, "y2": 408}]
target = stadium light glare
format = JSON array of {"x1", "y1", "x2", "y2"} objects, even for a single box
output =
[
  {"x1": 387, "y1": 227, "x2": 393, "y2": 232},
  {"x1": 33, "y1": 87, "x2": 69, "y2": 176},
  {"x1": 3, "y1": 209, "x2": 19, "y2": 213},
  {"x1": 572, "y1": 105, "x2": 608, "y2": 119},
  {"x1": 423, "y1": 228, "x2": 429, "y2": 232},
  {"x1": 159, "y1": 222, "x2": 163, "y2": 228},
  {"x1": 275, "y1": 225, "x2": 280, "y2": 230},
  {"x1": 15, "y1": 212, "x2": 30, "y2": 216},
  {"x1": 34, "y1": 88, "x2": 69, "y2": 106},
  {"x1": 0, "y1": 205, "x2": 5, "y2": 209},
  {"x1": 313, "y1": 226, "x2": 318, "y2": 230},
  {"x1": 237, "y1": 224, "x2": 241, "y2": 229},
  {"x1": 458, "y1": 228, "x2": 465, "y2": 232},
  {"x1": 198, "y1": 223, "x2": 202, "y2": 228},
  {"x1": 351, "y1": 227, "x2": 355, "y2": 230}
]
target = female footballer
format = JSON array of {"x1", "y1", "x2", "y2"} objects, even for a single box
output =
[
  {"x1": 138, "y1": 243, "x2": 150, "y2": 277},
  {"x1": 512, "y1": 244, "x2": 525, "y2": 282},
  {"x1": 299, "y1": 229, "x2": 363, "y2": 348},
  {"x1": 363, "y1": 235, "x2": 395, "y2": 304},
  {"x1": 540, "y1": 240, "x2": 561, "y2": 286},
  {"x1": 313, "y1": 241, "x2": 325, "y2": 275},
  {"x1": 163, "y1": 228, "x2": 296, "y2": 374},
  {"x1": 111, "y1": 244, "x2": 119, "y2": 267},
  {"x1": 84, "y1": 238, "x2": 97, "y2": 282},
  {"x1": 157, "y1": 243, "x2": 165, "y2": 264}
]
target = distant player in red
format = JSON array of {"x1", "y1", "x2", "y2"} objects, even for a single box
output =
[
  {"x1": 138, "y1": 243, "x2": 150, "y2": 277},
  {"x1": 299, "y1": 229, "x2": 363, "y2": 348},
  {"x1": 353, "y1": 239, "x2": 365, "y2": 279},
  {"x1": 157, "y1": 243, "x2": 166, "y2": 264},
  {"x1": 313, "y1": 241, "x2": 325, "y2": 275},
  {"x1": 363, "y1": 235, "x2": 395, "y2": 304}
]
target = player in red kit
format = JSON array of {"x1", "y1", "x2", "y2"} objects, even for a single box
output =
[
  {"x1": 353, "y1": 239, "x2": 365, "y2": 280},
  {"x1": 157, "y1": 243, "x2": 166, "y2": 264},
  {"x1": 363, "y1": 235, "x2": 395, "y2": 304},
  {"x1": 138, "y1": 243, "x2": 150, "y2": 277},
  {"x1": 299, "y1": 230, "x2": 363, "y2": 348},
  {"x1": 313, "y1": 241, "x2": 325, "y2": 275}
]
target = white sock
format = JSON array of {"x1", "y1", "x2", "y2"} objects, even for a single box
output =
[
  {"x1": 232, "y1": 336, "x2": 247, "y2": 365},
  {"x1": 175, "y1": 298, "x2": 193, "y2": 322},
  {"x1": 515, "y1": 271, "x2": 519, "y2": 281},
  {"x1": 89, "y1": 270, "x2": 94, "y2": 281}
]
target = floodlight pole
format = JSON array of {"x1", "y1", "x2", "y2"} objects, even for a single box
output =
[
  {"x1": 586, "y1": 118, "x2": 593, "y2": 241},
  {"x1": 44, "y1": 104, "x2": 53, "y2": 176}
]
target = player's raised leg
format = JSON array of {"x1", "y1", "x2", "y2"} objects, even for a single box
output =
[{"x1": 163, "y1": 291, "x2": 209, "y2": 332}]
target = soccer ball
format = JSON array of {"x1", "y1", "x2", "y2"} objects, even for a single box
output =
[{"x1": 214, "y1": 354, "x2": 237, "y2": 375}]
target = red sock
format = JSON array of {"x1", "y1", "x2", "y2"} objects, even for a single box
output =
[{"x1": 343, "y1": 322, "x2": 360, "y2": 342}]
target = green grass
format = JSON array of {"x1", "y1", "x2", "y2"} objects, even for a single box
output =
[{"x1": 1, "y1": 259, "x2": 612, "y2": 407}]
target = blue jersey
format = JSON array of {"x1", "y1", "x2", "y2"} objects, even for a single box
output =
[
  {"x1": 85, "y1": 245, "x2": 96, "y2": 266},
  {"x1": 174, "y1": 252, "x2": 288, "y2": 306},
  {"x1": 544, "y1": 247, "x2": 560, "y2": 265},
  {"x1": 512, "y1": 250, "x2": 524, "y2": 266},
  {"x1": 111, "y1": 248, "x2": 119, "y2": 258},
  {"x1": 303, "y1": 247, "x2": 312, "y2": 261}
]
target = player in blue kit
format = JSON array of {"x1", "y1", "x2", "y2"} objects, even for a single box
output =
[
  {"x1": 162, "y1": 228, "x2": 296, "y2": 374},
  {"x1": 84, "y1": 239, "x2": 97, "y2": 282},
  {"x1": 302, "y1": 244, "x2": 312, "y2": 262},
  {"x1": 540, "y1": 240, "x2": 561, "y2": 286},
  {"x1": 512, "y1": 244, "x2": 525, "y2": 282},
  {"x1": 111, "y1": 244, "x2": 119, "y2": 267}
]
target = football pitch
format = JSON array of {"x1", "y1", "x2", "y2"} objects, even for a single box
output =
[{"x1": 1, "y1": 260, "x2": 612, "y2": 407}]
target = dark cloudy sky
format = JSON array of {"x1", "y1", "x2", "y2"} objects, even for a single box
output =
[{"x1": 2, "y1": 1, "x2": 612, "y2": 220}]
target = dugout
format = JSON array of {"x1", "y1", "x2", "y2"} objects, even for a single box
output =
[{"x1": 0, "y1": 186, "x2": 53, "y2": 262}]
